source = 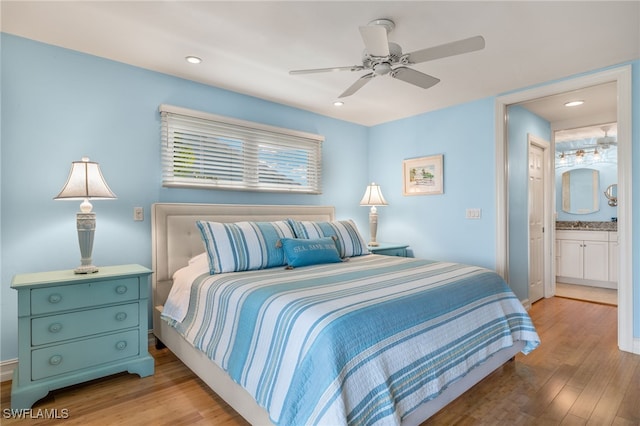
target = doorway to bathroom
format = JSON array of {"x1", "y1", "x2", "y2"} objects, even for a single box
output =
[
  {"x1": 495, "y1": 65, "x2": 633, "y2": 353},
  {"x1": 553, "y1": 121, "x2": 618, "y2": 306}
]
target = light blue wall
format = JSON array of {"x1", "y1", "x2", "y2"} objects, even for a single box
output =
[
  {"x1": 0, "y1": 34, "x2": 369, "y2": 361},
  {"x1": 367, "y1": 98, "x2": 497, "y2": 270},
  {"x1": 506, "y1": 105, "x2": 552, "y2": 301},
  {"x1": 2, "y1": 34, "x2": 639, "y2": 364}
]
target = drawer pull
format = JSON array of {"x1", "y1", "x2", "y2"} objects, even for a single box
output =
[
  {"x1": 48, "y1": 293, "x2": 62, "y2": 304},
  {"x1": 115, "y1": 312, "x2": 127, "y2": 321},
  {"x1": 48, "y1": 323, "x2": 62, "y2": 333},
  {"x1": 115, "y1": 341, "x2": 127, "y2": 351},
  {"x1": 49, "y1": 355, "x2": 62, "y2": 366},
  {"x1": 115, "y1": 285, "x2": 128, "y2": 295}
]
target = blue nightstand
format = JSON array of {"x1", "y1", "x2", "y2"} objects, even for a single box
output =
[
  {"x1": 368, "y1": 243, "x2": 409, "y2": 257},
  {"x1": 11, "y1": 264, "x2": 154, "y2": 409}
]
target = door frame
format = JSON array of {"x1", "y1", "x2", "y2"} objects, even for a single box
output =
[
  {"x1": 495, "y1": 65, "x2": 634, "y2": 353},
  {"x1": 528, "y1": 134, "x2": 553, "y2": 301}
]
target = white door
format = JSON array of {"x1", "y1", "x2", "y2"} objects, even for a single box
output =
[{"x1": 528, "y1": 143, "x2": 545, "y2": 303}]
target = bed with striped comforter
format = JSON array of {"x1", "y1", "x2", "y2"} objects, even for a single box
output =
[{"x1": 162, "y1": 254, "x2": 539, "y2": 425}]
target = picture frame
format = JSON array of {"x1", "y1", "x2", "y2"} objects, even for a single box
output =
[{"x1": 403, "y1": 154, "x2": 444, "y2": 196}]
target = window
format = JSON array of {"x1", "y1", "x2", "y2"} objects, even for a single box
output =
[{"x1": 160, "y1": 105, "x2": 323, "y2": 193}]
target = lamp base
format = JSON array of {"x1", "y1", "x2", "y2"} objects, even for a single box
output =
[
  {"x1": 368, "y1": 242, "x2": 380, "y2": 247},
  {"x1": 74, "y1": 265, "x2": 99, "y2": 274},
  {"x1": 75, "y1": 212, "x2": 98, "y2": 275}
]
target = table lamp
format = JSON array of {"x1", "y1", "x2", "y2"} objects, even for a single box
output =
[
  {"x1": 54, "y1": 157, "x2": 116, "y2": 273},
  {"x1": 360, "y1": 182, "x2": 388, "y2": 246}
]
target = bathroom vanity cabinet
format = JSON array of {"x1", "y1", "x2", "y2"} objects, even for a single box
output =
[{"x1": 556, "y1": 230, "x2": 617, "y2": 289}]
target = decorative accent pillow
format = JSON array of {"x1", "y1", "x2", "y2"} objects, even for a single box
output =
[
  {"x1": 287, "y1": 219, "x2": 369, "y2": 258},
  {"x1": 196, "y1": 220, "x2": 294, "y2": 274},
  {"x1": 280, "y1": 237, "x2": 342, "y2": 268}
]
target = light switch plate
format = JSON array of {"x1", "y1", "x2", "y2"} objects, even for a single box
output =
[
  {"x1": 466, "y1": 208, "x2": 481, "y2": 219},
  {"x1": 134, "y1": 207, "x2": 144, "y2": 221}
]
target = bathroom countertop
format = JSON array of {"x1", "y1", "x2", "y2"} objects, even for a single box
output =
[{"x1": 555, "y1": 221, "x2": 617, "y2": 231}]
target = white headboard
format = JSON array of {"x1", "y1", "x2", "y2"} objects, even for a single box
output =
[{"x1": 151, "y1": 203, "x2": 335, "y2": 311}]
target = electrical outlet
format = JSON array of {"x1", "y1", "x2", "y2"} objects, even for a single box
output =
[
  {"x1": 465, "y1": 208, "x2": 482, "y2": 219},
  {"x1": 134, "y1": 207, "x2": 144, "y2": 221}
]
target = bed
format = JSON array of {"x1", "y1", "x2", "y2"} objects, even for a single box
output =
[{"x1": 151, "y1": 203, "x2": 539, "y2": 425}]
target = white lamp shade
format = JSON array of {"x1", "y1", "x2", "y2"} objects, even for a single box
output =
[
  {"x1": 54, "y1": 158, "x2": 116, "y2": 201},
  {"x1": 360, "y1": 182, "x2": 388, "y2": 206}
]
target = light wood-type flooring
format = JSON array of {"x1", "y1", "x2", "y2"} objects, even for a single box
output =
[
  {"x1": 555, "y1": 282, "x2": 618, "y2": 306},
  {"x1": 2, "y1": 297, "x2": 638, "y2": 425}
]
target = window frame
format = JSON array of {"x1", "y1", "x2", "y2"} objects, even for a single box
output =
[{"x1": 160, "y1": 104, "x2": 323, "y2": 194}]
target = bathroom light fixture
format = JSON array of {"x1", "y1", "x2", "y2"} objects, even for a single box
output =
[
  {"x1": 185, "y1": 56, "x2": 202, "y2": 64},
  {"x1": 564, "y1": 100, "x2": 584, "y2": 107},
  {"x1": 55, "y1": 157, "x2": 116, "y2": 273},
  {"x1": 558, "y1": 152, "x2": 567, "y2": 165},
  {"x1": 360, "y1": 182, "x2": 388, "y2": 246}
]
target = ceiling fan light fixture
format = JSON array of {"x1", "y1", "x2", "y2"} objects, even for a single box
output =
[
  {"x1": 564, "y1": 100, "x2": 584, "y2": 107},
  {"x1": 333, "y1": 100, "x2": 344, "y2": 107}
]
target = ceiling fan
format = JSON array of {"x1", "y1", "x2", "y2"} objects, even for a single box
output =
[
  {"x1": 596, "y1": 126, "x2": 617, "y2": 149},
  {"x1": 289, "y1": 18, "x2": 485, "y2": 98}
]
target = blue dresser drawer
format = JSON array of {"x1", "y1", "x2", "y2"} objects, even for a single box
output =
[
  {"x1": 31, "y1": 303, "x2": 139, "y2": 346},
  {"x1": 31, "y1": 277, "x2": 139, "y2": 315},
  {"x1": 31, "y1": 329, "x2": 140, "y2": 380}
]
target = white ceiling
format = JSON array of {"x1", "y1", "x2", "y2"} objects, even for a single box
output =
[
  {"x1": 519, "y1": 81, "x2": 618, "y2": 143},
  {"x1": 2, "y1": 1, "x2": 639, "y2": 127}
]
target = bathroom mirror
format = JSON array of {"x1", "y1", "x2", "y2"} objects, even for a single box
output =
[
  {"x1": 561, "y1": 168, "x2": 600, "y2": 214},
  {"x1": 604, "y1": 183, "x2": 617, "y2": 207}
]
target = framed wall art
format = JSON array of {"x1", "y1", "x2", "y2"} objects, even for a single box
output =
[{"x1": 403, "y1": 154, "x2": 444, "y2": 195}]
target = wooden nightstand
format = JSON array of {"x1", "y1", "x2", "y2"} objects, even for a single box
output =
[
  {"x1": 368, "y1": 243, "x2": 409, "y2": 257},
  {"x1": 10, "y1": 264, "x2": 154, "y2": 409}
]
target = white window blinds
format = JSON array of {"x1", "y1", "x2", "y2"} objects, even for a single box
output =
[{"x1": 160, "y1": 105, "x2": 323, "y2": 193}]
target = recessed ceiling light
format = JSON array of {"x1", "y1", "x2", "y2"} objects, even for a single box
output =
[
  {"x1": 185, "y1": 56, "x2": 202, "y2": 64},
  {"x1": 564, "y1": 100, "x2": 584, "y2": 107},
  {"x1": 333, "y1": 101, "x2": 344, "y2": 107}
]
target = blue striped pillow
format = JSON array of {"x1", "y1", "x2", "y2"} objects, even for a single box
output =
[
  {"x1": 196, "y1": 220, "x2": 295, "y2": 274},
  {"x1": 287, "y1": 219, "x2": 369, "y2": 258}
]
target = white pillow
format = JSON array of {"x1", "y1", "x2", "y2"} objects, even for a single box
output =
[
  {"x1": 162, "y1": 255, "x2": 210, "y2": 323},
  {"x1": 188, "y1": 252, "x2": 208, "y2": 266}
]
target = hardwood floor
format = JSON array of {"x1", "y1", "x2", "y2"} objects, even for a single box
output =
[
  {"x1": 2, "y1": 297, "x2": 638, "y2": 425},
  {"x1": 555, "y1": 282, "x2": 617, "y2": 306}
]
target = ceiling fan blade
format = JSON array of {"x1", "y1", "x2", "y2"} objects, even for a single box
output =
[
  {"x1": 391, "y1": 67, "x2": 440, "y2": 89},
  {"x1": 289, "y1": 65, "x2": 364, "y2": 75},
  {"x1": 339, "y1": 73, "x2": 374, "y2": 98},
  {"x1": 359, "y1": 25, "x2": 390, "y2": 57},
  {"x1": 406, "y1": 35, "x2": 485, "y2": 64}
]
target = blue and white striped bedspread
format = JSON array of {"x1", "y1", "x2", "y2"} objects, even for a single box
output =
[{"x1": 163, "y1": 254, "x2": 539, "y2": 425}]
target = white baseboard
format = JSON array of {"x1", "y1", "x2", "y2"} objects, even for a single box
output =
[
  {"x1": 633, "y1": 337, "x2": 640, "y2": 355},
  {"x1": 0, "y1": 358, "x2": 18, "y2": 383},
  {"x1": 1, "y1": 330, "x2": 158, "y2": 384}
]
